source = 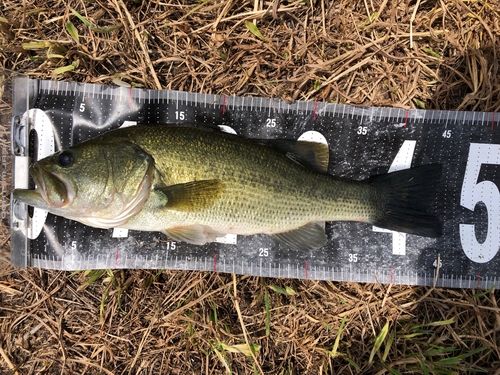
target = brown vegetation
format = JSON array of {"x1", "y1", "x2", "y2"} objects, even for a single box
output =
[{"x1": 1, "y1": 0, "x2": 499, "y2": 373}]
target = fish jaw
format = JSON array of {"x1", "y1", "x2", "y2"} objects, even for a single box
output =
[
  {"x1": 12, "y1": 188, "x2": 48, "y2": 209},
  {"x1": 13, "y1": 164, "x2": 74, "y2": 210}
]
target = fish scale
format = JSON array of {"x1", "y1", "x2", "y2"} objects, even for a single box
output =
[{"x1": 116, "y1": 125, "x2": 375, "y2": 235}]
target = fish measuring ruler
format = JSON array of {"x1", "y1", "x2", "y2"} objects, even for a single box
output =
[{"x1": 8, "y1": 78, "x2": 500, "y2": 289}]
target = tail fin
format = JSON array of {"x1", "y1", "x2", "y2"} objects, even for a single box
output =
[{"x1": 370, "y1": 164, "x2": 443, "y2": 237}]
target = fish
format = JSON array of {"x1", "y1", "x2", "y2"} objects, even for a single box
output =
[{"x1": 13, "y1": 124, "x2": 443, "y2": 251}]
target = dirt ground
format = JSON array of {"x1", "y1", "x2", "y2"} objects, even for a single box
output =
[{"x1": 1, "y1": 0, "x2": 500, "y2": 374}]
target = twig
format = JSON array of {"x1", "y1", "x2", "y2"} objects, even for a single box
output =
[
  {"x1": 410, "y1": 0, "x2": 422, "y2": 49},
  {"x1": 321, "y1": 0, "x2": 326, "y2": 36},
  {"x1": 0, "y1": 345, "x2": 18, "y2": 374},
  {"x1": 253, "y1": 0, "x2": 258, "y2": 25},
  {"x1": 372, "y1": 0, "x2": 389, "y2": 23},
  {"x1": 433, "y1": 253, "x2": 441, "y2": 288}
]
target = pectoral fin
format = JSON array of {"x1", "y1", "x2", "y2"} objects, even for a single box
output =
[
  {"x1": 163, "y1": 225, "x2": 208, "y2": 245},
  {"x1": 273, "y1": 222, "x2": 327, "y2": 252},
  {"x1": 156, "y1": 180, "x2": 223, "y2": 211}
]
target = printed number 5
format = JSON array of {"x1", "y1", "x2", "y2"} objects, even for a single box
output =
[{"x1": 460, "y1": 143, "x2": 500, "y2": 263}]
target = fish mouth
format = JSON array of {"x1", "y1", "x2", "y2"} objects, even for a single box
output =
[{"x1": 13, "y1": 164, "x2": 74, "y2": 209}]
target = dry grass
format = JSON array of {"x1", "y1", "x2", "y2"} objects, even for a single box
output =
[{"x1": 1, "y1": 0, "x2": 500, "y2": 373}]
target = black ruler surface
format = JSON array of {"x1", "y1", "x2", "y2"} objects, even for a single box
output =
[{"x1": 10, "y1": 79, "x2": 500, "y2": 289}]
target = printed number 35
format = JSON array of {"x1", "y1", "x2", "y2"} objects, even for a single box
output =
[{"x1": 460, "y1": 143, "x2": 500, "y2": 263}]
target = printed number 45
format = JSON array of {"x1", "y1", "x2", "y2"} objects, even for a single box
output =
[{"x1": 460, "y1": 143, "x2": 500, "y2": 263}]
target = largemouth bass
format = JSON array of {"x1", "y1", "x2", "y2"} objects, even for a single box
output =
[{"x1": 13, "y1": 124, "x2": 442, "y2": 251}]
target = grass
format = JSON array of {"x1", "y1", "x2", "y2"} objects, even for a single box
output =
[{"x1": 1, "y1": 0, "x2": 500, "y2": 373}]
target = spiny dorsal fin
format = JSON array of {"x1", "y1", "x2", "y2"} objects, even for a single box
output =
[
  {"x1": 273, "y1": 222, "x2": 327, "y2": 252},
  {"x1": 257, "y1": 139, "x2": 329, "y2": 172},
  {"x1": 155, "y1": 180, "x2": 223, "y2": 211}
]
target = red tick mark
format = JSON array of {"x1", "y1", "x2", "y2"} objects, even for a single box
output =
[
  {"x1": 305, "y1": 261, "x2": 308, "y2": 279},
  {"x1": 313, "y1": 102, "x2": 318, "y2": 120},
  {"x1": 477, "y1": 271, "x2": 480, "y2": 289},
  {"x1": 115, "y1": 249, "x2": 119, "y2": 269},
  {"x1": 404, "y1": 109, "x2": 409, "y2": 127}
]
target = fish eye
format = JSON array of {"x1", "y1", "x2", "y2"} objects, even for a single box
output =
[{"x1": 58, "y1": 152, "x2": 74, "y2": 168}]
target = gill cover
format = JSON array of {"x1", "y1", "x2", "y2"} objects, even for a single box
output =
[{"x1": 14, "y1": 140, "x2": 155, "y2": 229}]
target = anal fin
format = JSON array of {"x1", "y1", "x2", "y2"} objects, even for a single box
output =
[{"x1": 273, "y1": 222, "x2": 327, "y2": 252}]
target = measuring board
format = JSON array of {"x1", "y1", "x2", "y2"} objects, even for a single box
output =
[{"x1": 8, "y1": 78, "x2": 500, "y2": 289}]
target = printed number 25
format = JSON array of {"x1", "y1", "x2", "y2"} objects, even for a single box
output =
[{"x1": 460, "y1": 143, "x2": 500, "y2": 263}]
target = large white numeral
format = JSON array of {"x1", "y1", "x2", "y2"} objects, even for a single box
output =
[
  {"x1": 373, "y1": 140, "x2": 416, "y2": 255},
  {"x1": 459, "y1": 143, "x2": 500, "y2": 263},
  {"x1": 21, "y1": 109, "x2": 55, "y2": 239}
]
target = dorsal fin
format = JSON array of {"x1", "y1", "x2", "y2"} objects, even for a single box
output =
[{"x1": 257, "y1": 139, "x2": 329, "y2": 172}]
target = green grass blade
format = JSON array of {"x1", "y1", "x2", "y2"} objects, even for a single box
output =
[
  {"x1": 457, "y1": 346, "x2": 488, "y2": 359},
  {"x1": 369, "y1": 321, "x2": 389, "y2": 363},
  {"x1": 345, "y1": 357, "x2": 361, "y2": 371},
  {"x1": 70, "y1": 8, "x2": 122, "y2": 33},
  {"x1": 77, "y1": 269, "x2": 105, "y2": 290},
  {"x1": 474, "y1": 284, "x2": 497, "y2": 297},
  {"x1": 245, "y1": 21, "x2": 268, "y2": 42},
  {"x1": 382, "y1": 330, "x2": 394, "y2": 361},
  {"x1": 208, "y1": 298, "x2": 218, "y2": 324},
  {"x1": 22, "y1": 41, "x2": 50, "y2": 49},
  {"x1": 67, "y1": 270, "x2": 83, "y2": 277},
  {"x1": 269, "y1": 285, "x2": 286, "y2": 294},
  {"x1": 219, "y1": 343, "x2": 261, "y2": 356},
  {"x1": 433, "y1": 357, "x2": 460, "y2": 365},
  {"x1": 178, "y1": 0, "x2": 215, "y2": 22},
  {"x1": 70, "y1": 8, "x2": 92, "y2": 27},
  {"x1": 414, "y1": 98, "x2": 425, "y2": 109},
  {"x1": 100, "y1": 279, "x2": 115, "y2": 322},
  {"x1": 410, "y1": 319, "x2": 454, "y2": 330},
  {"x1": 416, "y1": 355, "x2": 430, "y2": 375},
  {"x1": 211, "y1": 343, "x2": 232, "y2": 374},
  {"x1": 331, "y1": 316, "x2": 346, "y2": 356},
  {"x1": 65, "y1": 22, "x2": 79, "y2": 43},
  {"x1": 422, "y1": 47, "x2": 441, "y2": 59}
]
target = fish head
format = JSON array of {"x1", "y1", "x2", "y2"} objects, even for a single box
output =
[{"x1": 14, "y1": 139, "x2": 155, "y2": 228}]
